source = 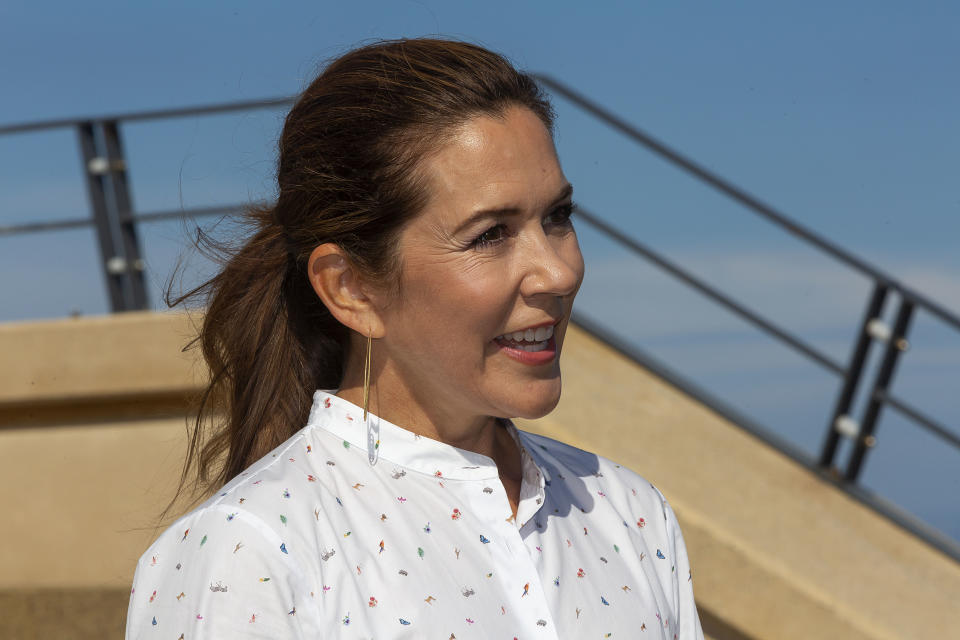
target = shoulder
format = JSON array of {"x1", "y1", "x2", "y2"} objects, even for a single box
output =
[
  {"x1": 517, "y1": 428, "x2": 672, "y2": 522},
  {"x1": 136, "y1": 503, "x2": 286, "y2": 574},
  {"x1": 136, "y1": 425, "x2": 329, "y2": 571},
  {"x1": 128, "y1": 504, "x2": 319, "y2": 638}
]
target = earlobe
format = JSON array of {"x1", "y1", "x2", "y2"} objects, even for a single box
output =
[{"x1": 307, "y1": 243, "x2": 384, "y2": 337}]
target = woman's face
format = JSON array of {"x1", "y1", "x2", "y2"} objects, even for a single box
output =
[{"x1": 375, "y1": 105, "x2": 584, "y2": 424}]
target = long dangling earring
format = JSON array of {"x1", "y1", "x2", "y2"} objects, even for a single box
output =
[
  {"x1": 362, "y1": 328, "x2": 372, "y2": 422},
  {"x1": 363, "y1": 328, "x2": 380, "y2": 465}
]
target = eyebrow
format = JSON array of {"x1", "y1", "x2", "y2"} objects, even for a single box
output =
[{"x1": 451, "y1": 183, "x2": 574, "y2": 237}]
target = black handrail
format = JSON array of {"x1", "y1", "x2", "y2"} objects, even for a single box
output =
[
  {"x1": 533, "y1": 75, "x2": 960, "y2": 562},
  {"x1": 572, "y1": 206, "x2": 846, "y2": 375},
  {"x1": 533, "y1": 74, "x2": 960, "y2": 334},
  {"x1": 572, "y1": 206, "x2": 960, "y2": 459},
  {"x1": 0, "y1": 97, "x2": 292, "y2": 136},
  {"x1": 572, "y1": 311, "x2": 960, "y2": 564},
  {"x1": 1, "y1": 83, "x2": 957, "y2": 561},
  {"x1": 0, "y1": 203, "x2": 252, "y2": 237}
]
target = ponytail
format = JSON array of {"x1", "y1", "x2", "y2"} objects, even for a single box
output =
[{"x1": 166, "y1": 205, "x2": 345, "y2": 512}]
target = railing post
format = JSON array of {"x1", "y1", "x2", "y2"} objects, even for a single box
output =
[
  {"x1": 102, "y1": 120, "x2": 148, "y2": 310},
  {"x1": 844, "y1": 298, "x2": 915, "y2": 482},
  {"x1": 77, "y1": 121, "x2": 126, "y2": 312},
  {"x1": 818, "y1": 282, "x2": 888, "y2": 471}
]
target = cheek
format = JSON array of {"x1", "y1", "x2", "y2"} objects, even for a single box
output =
[{"x1": 399, "y1": 261, "x2": 513, "y2": 339}]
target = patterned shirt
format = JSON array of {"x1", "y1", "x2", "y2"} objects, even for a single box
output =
[{"x1": 126, "y1": 390, "x2": 704, "y2": 639}]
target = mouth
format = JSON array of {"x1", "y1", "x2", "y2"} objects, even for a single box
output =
[
  {"x1": 494, "y1": 322, "x2": 556, "y2": 351},
  {"x1": 493, "y1": 321, "x2": 560, "y2": 364}
]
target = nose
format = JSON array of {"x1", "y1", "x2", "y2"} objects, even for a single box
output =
[{"x1": 519, "y1": 228, "x2": 583, "y2": 301}]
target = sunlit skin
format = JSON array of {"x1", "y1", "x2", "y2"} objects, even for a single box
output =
[{"x1": 308, "y1": 106, "x2": 584, "y2": 515}]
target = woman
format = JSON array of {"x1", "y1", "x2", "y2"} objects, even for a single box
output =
[{"x1": 126, "y1": 38, "x2": 704, "y2": 639}]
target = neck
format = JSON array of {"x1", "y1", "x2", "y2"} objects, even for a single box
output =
[
  {"x1": 336, "y1": 346, "x2": 513, "y2": 468},
  {"x1": 336, "y1": 341, "x2": 524, "y2": 517},
  {"x1": 336, "y1": 382, "x2": 500, "y2": 460}
]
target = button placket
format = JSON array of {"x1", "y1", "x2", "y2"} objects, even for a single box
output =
[
  {"x1": 467, "y1": 478, "x2": 554, "y2": 638},
  {"x1": 498, "y1": 516, "x2": 559, "y2": 638}
]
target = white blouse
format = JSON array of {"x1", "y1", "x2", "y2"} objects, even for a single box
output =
[{"x1": 126, "y1": 390, "x2": 704, "y2": 639}]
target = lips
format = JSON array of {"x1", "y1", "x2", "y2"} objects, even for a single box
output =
[
  {"x1": 494, "y1": 333, "x2": 557, "y2": 365},
  {"x1": 493, "y1": 321, "x2": 560, "y2": 365}
]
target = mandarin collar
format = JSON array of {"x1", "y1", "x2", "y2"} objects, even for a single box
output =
[{"x1": 306, "y1": 390, "x2": 546, "y2": 489}]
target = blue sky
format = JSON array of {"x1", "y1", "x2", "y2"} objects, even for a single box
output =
[{"x1": 1, "y1": 1, "x2": 958, "y2": 544}]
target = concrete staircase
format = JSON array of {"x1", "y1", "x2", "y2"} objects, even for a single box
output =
[{"x1": 1, "y1": 311, "x2": 958, "y2": 638}]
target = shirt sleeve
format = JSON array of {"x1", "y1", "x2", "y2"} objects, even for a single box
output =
[
  {"x1": 662, "y1": 495, "x2": 705, "y2": 640},
  {"x1": 125, "y1": 505, "x2": 321, "y2": 639}
]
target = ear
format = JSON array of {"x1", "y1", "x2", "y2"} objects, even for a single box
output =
[{"x1": 307, "y1": 243, "x2": 385, "y2": 338}]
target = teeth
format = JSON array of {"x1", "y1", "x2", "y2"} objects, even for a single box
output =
[
  {"x1": 496, "y1": 324, "x2": 555, "y2": 344},
  {"x1": 518, "y1": 342, "x2": 548, "y2": 352}
]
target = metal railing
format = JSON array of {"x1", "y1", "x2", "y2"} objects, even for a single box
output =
[
  {"x1": 535, "y1": 75, "x2": 960, "y2": 562},
  {"x1": 0, "y1": 97, "x2": 290, "y2": 312},
  {"x1": 1, "y1": 78, "x2": 958, "y2": 561}
]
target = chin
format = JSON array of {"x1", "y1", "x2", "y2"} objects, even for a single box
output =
[{"x1": 499, "y1": 377, "x2": 563, "y2": 420}]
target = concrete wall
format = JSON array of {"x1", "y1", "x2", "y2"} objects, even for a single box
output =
[{"x1": 1, "y1": 311, "x2": 958, "y2": 638}]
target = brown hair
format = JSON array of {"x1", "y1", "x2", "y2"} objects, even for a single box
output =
[{"x1": 168, "y1": 38, "x2": 554, "y2": 508}]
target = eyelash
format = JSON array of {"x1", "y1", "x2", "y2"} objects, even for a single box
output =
[{"x1": 470, "y1": 202, "x2": 577, "y2": 249}]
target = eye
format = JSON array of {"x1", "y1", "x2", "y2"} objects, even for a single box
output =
[
  {"x1": 470, "y1": 223, "x2": 508, "y2": 249},
  {"x1": 544, "y1": 202, "x2": 576, "y2": 229}
]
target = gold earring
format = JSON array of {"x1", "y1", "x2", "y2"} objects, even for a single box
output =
[{"x1": 362, "y1": 328, "x2": 372, "y2": 421}]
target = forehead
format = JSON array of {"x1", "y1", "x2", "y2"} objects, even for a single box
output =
[{"x1": 415, "y1": 106, "x2": 565, "y2": 224}]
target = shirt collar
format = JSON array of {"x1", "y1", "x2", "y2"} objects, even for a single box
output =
[
  {"x1": 306, "y1": 389, "x2": 545, "y2": 487},
  {"x1": 508, "y1": 424, "x2": 548, "y2": 529}
]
